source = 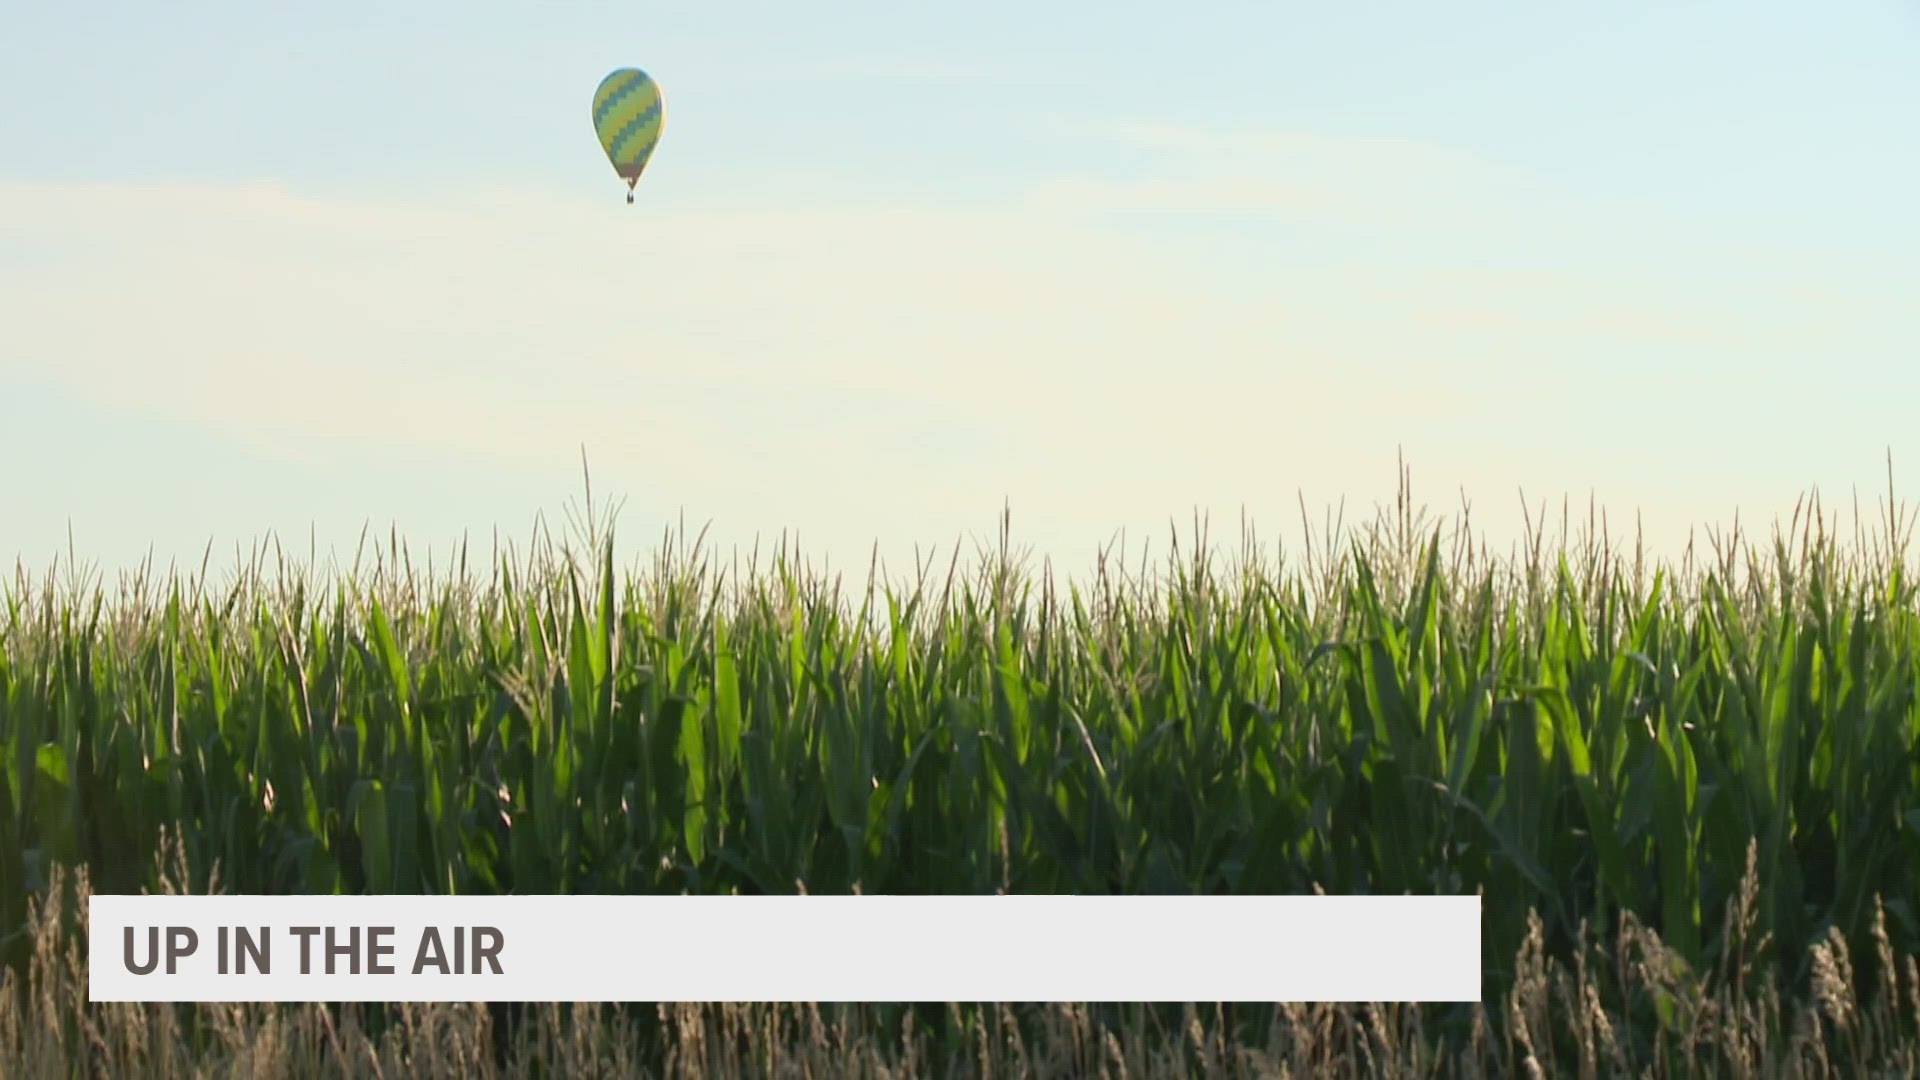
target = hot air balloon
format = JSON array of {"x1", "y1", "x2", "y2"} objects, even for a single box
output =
[{"x1": 593, "y1": 67, "x2": 665, "y2": 204}]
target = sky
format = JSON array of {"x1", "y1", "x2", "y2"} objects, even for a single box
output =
[{"x1": 4, "y1": 1, "x2": 1919, "y2": 583}]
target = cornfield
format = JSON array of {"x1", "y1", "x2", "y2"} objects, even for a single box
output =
[{"x1": 2, "y1": 470, "x2": 1918, "y2": 1073}]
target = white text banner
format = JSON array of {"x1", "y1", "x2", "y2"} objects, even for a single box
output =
[{"x1": 90, "y1": 894, "x2": 1481, "y2": 1003}]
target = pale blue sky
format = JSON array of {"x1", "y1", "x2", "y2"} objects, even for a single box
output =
[{"x1": 4, "y1": 2, "x2": 1919, "y2": 578}]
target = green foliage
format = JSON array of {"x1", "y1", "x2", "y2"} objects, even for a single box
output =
[{"x1": 1, "y1": 483, "x2": 1917, "y2": 1038}]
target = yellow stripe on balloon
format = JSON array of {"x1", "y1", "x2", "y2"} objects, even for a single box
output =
[
  {"x1": 611, "y1": 114, "x2": 661, "y2": 166},
  {"x1": 593, "y1": 68, "x2": 647, "y2": 116},
  {"x1": 598, "y1": 90, "x2": 657, "y2": 151}
]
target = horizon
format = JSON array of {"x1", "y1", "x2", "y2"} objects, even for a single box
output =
[{"x1": 13, "y1": 455, "x2": 1918, "y2": 602}]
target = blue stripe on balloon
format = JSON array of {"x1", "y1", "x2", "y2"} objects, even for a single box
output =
[
  {"x1": 593, "y1": 71, "x2": 651, "y2": 129},
  {"x1": 609, "y1": 99, "x2": 663, "y2": 163}
]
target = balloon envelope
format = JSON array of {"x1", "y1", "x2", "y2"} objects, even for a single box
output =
[{"x1": 593, "y1": 68, "x2": 665, "y2": 184}]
